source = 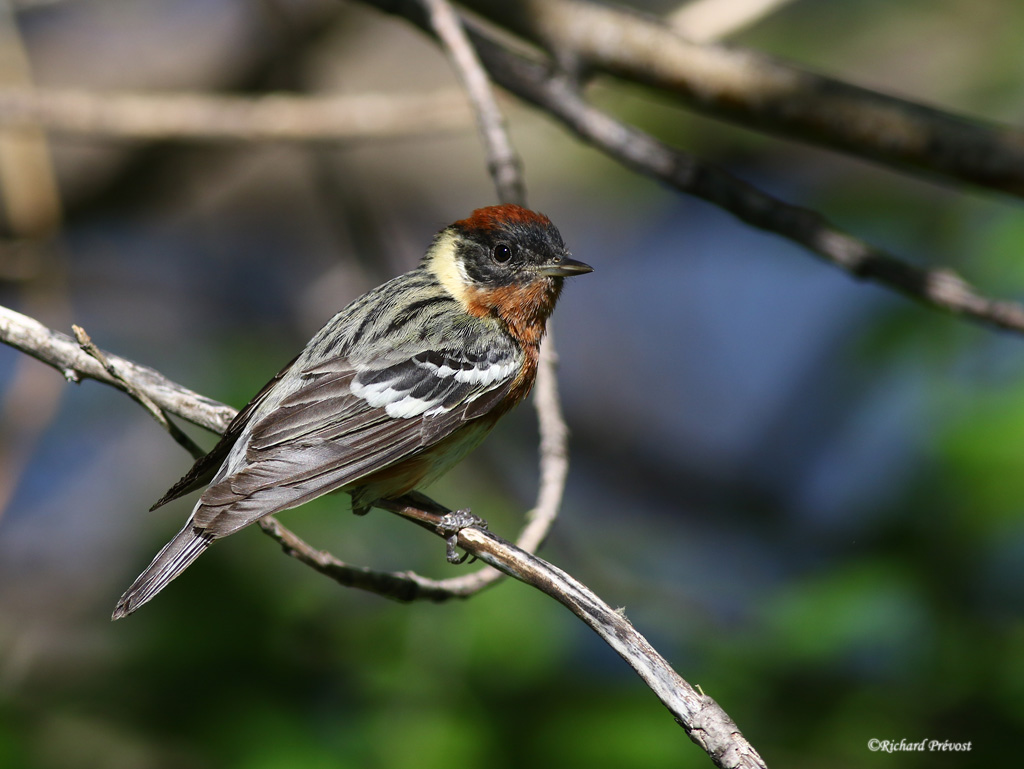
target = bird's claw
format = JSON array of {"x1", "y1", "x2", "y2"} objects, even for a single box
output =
[{"x1": 437, "y1": 509, "x2": 487, "y2": 564}]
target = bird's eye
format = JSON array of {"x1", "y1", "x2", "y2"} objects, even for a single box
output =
[{"x1": 492, "y1": 243, "x2": 513, "y2": 264}]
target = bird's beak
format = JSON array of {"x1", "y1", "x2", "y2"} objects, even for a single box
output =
[{"x1": 537, "y1": 255, "x2": 594, "y2": 277}]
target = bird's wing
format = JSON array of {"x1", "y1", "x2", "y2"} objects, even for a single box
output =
[
  {"x1": 192, "y1": 343, "x2": 521, "y2": 537},
  {"x1": 148, "y1": 354, "x2": 301, "y2": 510}
]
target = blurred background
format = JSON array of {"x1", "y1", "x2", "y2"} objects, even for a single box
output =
[{"x1": 1, "y1": 0, "x2": 1022, "y2": 766}]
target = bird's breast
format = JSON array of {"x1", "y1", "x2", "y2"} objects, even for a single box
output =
[{"x1": 464, "y1": 279, "x2": 561, "y2": 347}]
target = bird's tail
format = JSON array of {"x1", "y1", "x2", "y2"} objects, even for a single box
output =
[{"x1": 112, "y1": 521, "x2": 214, "y2": 620}]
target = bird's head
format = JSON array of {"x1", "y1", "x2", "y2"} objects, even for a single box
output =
[{"x1": 427, "y1": 204, "x2": 592, "y2": 344}]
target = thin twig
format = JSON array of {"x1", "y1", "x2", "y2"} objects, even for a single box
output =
[
  {"x1": 257, "y1": 515, "x2": 471, "y2": 602},
  {"x1": 522, "y1": 336, "x2": 571, "y2": 549},
  {"x1": 420, "y1": 0, "x2": 525, "y2": 206},
  {"x1": 71, "y1": 324, "x2": 206, "y2": 460}
]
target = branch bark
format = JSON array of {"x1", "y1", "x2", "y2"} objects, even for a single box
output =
[
  {"x1": 0, "y1": 303, "x2": 767, "y2": 769},
  {"x1": 462, "y1": 0, "x2": 1024, "y2": 198},
  {"x1": 0, "y1": 305, "x2": 235, "y2": 433},
  {"x1": 382, "y1": 496, "x2": 766, "y2": 769}
]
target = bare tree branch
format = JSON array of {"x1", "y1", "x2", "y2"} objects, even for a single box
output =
[
  {"x1": 381, "y1": 497, "x2": 767, "y2": 769},
  {"x1": 455, "y1": 523, "x2": 765, "y2": 768},
  {"x1": 5, "y1": 3, "x2": 1021, "y2": 199},
  {"x1": 0, "y1": 88, "x2": 474, "y2": 143},
  {"x1": 0, "y1": 304, "x2": 766, "y2": 768},
  {"x1": 461, "y1": 0, "x2": 1024, "y2": 198},
  {"x1": 0, "y1": 305, "x2": 235, "y2": 434},
  {"x1": 0, "y1": 7, "x2": 1019, "y2": 197},
  {"x1": 257, "y1": 515, "x2": 479, "y2": 602},
  {"x1": 71, "y1": 324, "x2": 207, "y2": 460},
  {"x1": 421, "y1": 0, "x2": 525, "y2": 205}
]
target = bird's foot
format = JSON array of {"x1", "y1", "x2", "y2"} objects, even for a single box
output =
[{"x1": 436, "y1": 509, "x2": 487, "y2": 564}]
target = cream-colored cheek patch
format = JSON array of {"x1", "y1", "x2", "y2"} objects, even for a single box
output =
[{"x1": 426, "y1": 230, "x2": 473, "y2": 309}]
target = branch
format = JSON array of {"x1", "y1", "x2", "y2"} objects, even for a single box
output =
[
  {"x1": 257, "y1": 515, "x2": 479, "y2": 602},
  {"x1": 3, "y1": 6, "x2": 1022, "y2": 195},
  {"x1": 0, "y1": 88, "x2": 474, "y2": 143},
  {"x1": 1, "y1": 304, "x2": 766, "y2": 768},
  {"x1": 520, "y1": 335, "x2": 571, "y2": 553},
  {"x1": 71, "y1": 323, "x2": 207, "y2": 460},
  {"x1": 421, "y1": 0, "x2": 525, "y2": 205},
  {"x1": 382, "y1": 498, "x2": 767, "y2": 769},
  {"x1": 461, "y1": 0, "x2": 1024, "y2": 198},
  {"x1": 0, "y1": 305, "x2": 235, "y2": 433}
]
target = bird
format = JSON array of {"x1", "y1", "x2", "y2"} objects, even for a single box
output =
[{"x1": 112, "y1": 204, "x2": 592, "y2": 619}]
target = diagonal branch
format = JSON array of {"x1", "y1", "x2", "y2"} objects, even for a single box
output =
[
  {"x1": 71, "y1": 324, "x2": 207, "y2": 460},
  {"x1": 382, "y1": 497, "x2": 767, "y2": 769},
  {"x1": 0, "y1": 305, "x2": 235, "y2": 433},
  {"x1": 0, "y1": 303, "x2": 766, "y2": 768},
  {"x1": 461, "y1": 0, "x2": 1024, "y2": 199}
]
